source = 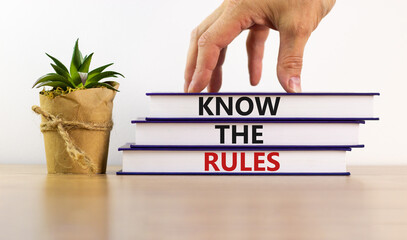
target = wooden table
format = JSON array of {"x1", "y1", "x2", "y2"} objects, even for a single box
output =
[{"x1": 1, "y1": 165, "x2": 406, "y2": 240}]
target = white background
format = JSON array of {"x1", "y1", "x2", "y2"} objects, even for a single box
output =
[{"x1": 0, "y1": 0, "x2": 405, "y2": 165}]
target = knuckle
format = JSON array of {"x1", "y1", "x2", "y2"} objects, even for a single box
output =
[
  {"x1": 290, "y1": 23, "x2": 312, "y2": 37},
  {"x1": 226, "y1": 0, "x2": 243, "y2": 8},
  {"x1": 225, "y1": 0, "x2": 249, "y2": 17},
  {"x1": 197, "y1": 31, "x2": 211, "y2": 47},
  {"x1": 321, "y1": 0, "x2": 336, "y2": 16},
  {"x1": 279, "y1": 56, "x2": 303, "y2": 71}
]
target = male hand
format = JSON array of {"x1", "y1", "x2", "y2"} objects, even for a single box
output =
[{"x1": 184, "y1": 0, "x2": 335, "y2": 93}]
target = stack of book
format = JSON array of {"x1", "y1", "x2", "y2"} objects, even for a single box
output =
[{"x1": 117, "y1": 93, "x2": 379, "y2": 175}]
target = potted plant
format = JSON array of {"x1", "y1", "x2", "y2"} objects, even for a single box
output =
[{"x1": 32, "y1": 39, "x2": 124, "y2": 174}]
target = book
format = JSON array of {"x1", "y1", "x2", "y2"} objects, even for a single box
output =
[
  {"x1": 132, "y1": 119, "x2": 364, "y2": 146},
  {"x1": 146, "y1": 92, "x2": 379, "y2": 119},
  {"x1": 117, "y1": 92, "x2": 379, "y2": 176},
  {"x1": 118, "y1": 144, "x2": 351, "y2": 175}
]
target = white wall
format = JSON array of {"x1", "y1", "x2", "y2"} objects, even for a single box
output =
[{"x1": 0, "y1": 0, "x2": 405, "y2": 165}]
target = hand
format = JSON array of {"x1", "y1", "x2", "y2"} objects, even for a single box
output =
[{"x1": 184, "y1": 0, "x2": 335, "y2": 93}]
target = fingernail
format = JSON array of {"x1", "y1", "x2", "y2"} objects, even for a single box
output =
[{"x1": 288, "y1": 77, "x2": 301, "y2": 93}]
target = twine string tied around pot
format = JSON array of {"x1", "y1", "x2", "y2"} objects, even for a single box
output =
[{"x1": 32, "y1": 105, "x2": 113, "y2": 173}]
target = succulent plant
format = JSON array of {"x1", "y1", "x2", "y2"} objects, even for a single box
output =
[{"x1": 33, "y1": 39, "x2": 123, "y2": 92}]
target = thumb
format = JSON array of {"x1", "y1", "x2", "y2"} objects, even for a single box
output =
[{"x1": 277, "y1": 29, "x2": 310, "y2": 93}]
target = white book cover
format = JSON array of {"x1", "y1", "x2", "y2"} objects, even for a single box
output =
[
  {"x1": 118, "y1": 145, "x2": 350, "y2": 175},
  {"x1": 146, "y1": 93, "x2": 379, "y2": 119},
  {"x1": 132, "y1": 120, "x2": 363, "y2": 146}
]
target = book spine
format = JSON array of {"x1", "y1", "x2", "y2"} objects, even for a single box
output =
[
  {"x1": 149, "y1": 95, "x2": 375, "y2": 118},
  {"x1": 122, "y1": 150, "x2": 347, "y2": 173},
  {"x1": 134, "y1": 122, "x2": 360, "y2": 145},
  {"x1": 117, "y1": 171, "x2": 351, "y2": 176}
]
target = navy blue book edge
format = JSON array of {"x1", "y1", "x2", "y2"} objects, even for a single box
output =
[
  {"x1": 146, "y1": 92, "x2": 380, "y2": 96},
  {"x1": 132, "y1": 119, "x2": 368, "y2": 124},
  {"x1": 116, "y1": 170, "x2": 350, "y2": 176},
  {"x1": 145, "y1": 117, "x2": 379, "y2": 121},
  {"x1": 127, "y1": 144, "x2": 364, "y2": 150},
  {"x1": 119, "y1": 143, "x2": 359, "y2": 151}
]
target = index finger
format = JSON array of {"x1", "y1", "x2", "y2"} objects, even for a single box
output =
[
  {"x1": 184, "y1": 5, "x2": 224, "y2": 92},
  {"x1": 187, "y1": 9, "x2": 251, "y2": 93}
]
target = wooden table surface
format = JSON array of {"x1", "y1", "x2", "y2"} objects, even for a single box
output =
[{"x1": 1, "y1": 165, "x2": 407, "y2": 240}]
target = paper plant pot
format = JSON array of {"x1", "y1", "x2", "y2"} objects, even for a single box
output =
[{"x1": 37, "y1": 87, "x2": 117, "y2": 174}]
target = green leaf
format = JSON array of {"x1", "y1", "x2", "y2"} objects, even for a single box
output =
[
  {"x1": 98, "y1": 82, "x2": 120, "y2": 91},
  {"x1": 78, "y1": 53, "x2": 94, "y2": 73},
  {"x1": 51, "y1": 64, "x2": 72, "y2": 81},
  {"x1": 86, "y1": 82, "x2": 119, "y2": 92},
  {"x1": 103, "y1": 81, "x2": 119, "y2": 87},
  {"x1": 88, "y1": 63, "x2": 113, "y2": 79},
  {"x1": 85, "y1": 71, "x2": 121, "y2": 86},
  {"x1": 70, "y1": 64, "x2": 82, "y2": 86},
  {"x1": 33, "y1": 73, "x2": 74, "y2": 88},
  {"x1": 70, "y1": 39, "x2": 83, "y2": 74},
  {"x1": 110, "y1": 71, "x2": 124, "y2": 78},
  {"x1": 36, "y1": 81, "x2": 70, "y2": 89},
  {"x1": 37, "y1": 39, "x2": 123, "y2": 92},
  {"x1": 46, "y1": 53, "x2": 69, "y2": 73}
]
